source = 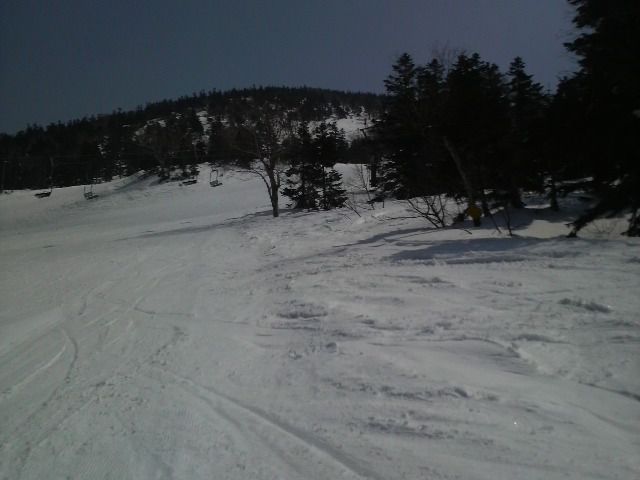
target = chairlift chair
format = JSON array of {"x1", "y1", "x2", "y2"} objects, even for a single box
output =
[
  {"x1": 35, "y1": 159, "x2": 55, "y2": 198},
  {"x1": 209, "y1": 168, "x2": 222, "y2": 187},
  {"x1": 83, "y1": 184, "x2": 98, "y2": 200},
  {"x1": 35, "y1": 184, "x2": 53, "y2": 198}
]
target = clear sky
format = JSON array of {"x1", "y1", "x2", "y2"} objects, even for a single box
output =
[{"x1": 0, "y1": 0, "x2": 577, "y2": 134}]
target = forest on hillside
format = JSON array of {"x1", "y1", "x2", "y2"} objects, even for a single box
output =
[
  {"x1": 0, "y1": 86, "x2": 382, "y2": 190},
  {"x1": 1, "y1": 0, "x2": 638, "y2": 236}
]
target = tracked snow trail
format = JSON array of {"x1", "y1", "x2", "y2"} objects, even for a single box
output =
[
  {"x1": 0, "y1": 173, "x2": 380, "y2": 479},
  {"x1": 1, "y1": 169, "x2": 639, "y2": 479}
]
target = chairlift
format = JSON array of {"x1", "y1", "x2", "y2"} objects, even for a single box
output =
[
  {"x1": 35, "y1": 187, "x2": 52, "y2": 198},
  {"x1": 35, "y1": 158, "x2": 54, "y2": 198},
  {"x1": 209, "y1": 168, "x2": 222, "y2": 187},
  {"x1": 84, "y1": 160, "x2": 98, "y2": 199},
  {"x1": 83, "y1": 184, "x2": 98, "y2": 200}
]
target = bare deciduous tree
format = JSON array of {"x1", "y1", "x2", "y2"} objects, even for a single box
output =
[
  {"x1": 231, "y1": 106, "x2": 294, "y2": 218},
  {"x1": 406, "y1": 195, "x2": 448, "y2": 229}
]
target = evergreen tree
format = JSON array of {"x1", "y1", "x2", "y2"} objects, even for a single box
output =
[
  {"x1": 505, "y1": 57, "x2": 548, "y2": 206},
  {"x1": 321, "y1": 168, "x2": 347, "y2": 210},
  {"x1": 313, "y1": 121, "x2": 348, "y2": 210},
  {"x1": 282, "y1": 122, "x2": 323, "y2": 209},
  {"x1": 564, "y1": 0, "x2": 640, "y2": 235},
  {"x1": 442, "y1": 53, "x2": 511, "y2": 214},
  {"x1": 376, "y1": 53, "x2": 422, "y2": 197},
  {"x1": 414, "y1": 59, "x2": 453, "y2": 195},
  {"x1": 282, "y1": 121, "x2": 347, "y2": 211}
]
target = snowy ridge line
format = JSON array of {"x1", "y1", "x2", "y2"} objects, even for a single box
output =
[{"x1": 154, "y1": 367, "x2": 384, "y2": 480}]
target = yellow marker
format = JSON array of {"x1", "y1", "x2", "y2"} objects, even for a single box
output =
[{"x1": 466, "y1": 204, "x2": 482, "y2": 224}]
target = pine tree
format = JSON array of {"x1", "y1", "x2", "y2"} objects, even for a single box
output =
[
  {"x1": 414, "y1": 59, "x2": 453, "y2": 195},
  {"x1": 376, "y1": 53, "x2": 422, "y2": 198},
  {"x1": 313, "y1": 121, "x2": 348, "y2": 210},
  {"x1": 442, "y1": 54, "x2": 511, "y2": 214},
  {"x1": 506, "y1": 57, "x2": 548, "y2": 207},
  {"x1": 321, "y1": 168, "x2": 347, "y2": 210},
  {"x1": 282, "y1": 122, "x2": 323, "y2": 209},
  {"x1": 564, "y1": 0, "x2": 640, "y2": 236},
  {"x1": 283, "y1": 121, "x2": 348, "y2": 211}
]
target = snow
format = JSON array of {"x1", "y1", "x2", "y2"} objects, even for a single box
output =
[
  {"x1": 309, "y1": 114, "x2": 372, "y2": 142},
  {"x1": 1, "y1": 167, "x2": 639, "y2": 479}
]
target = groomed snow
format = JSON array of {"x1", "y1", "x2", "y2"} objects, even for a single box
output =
[{"x1": 1, "y1": 167, "x2": 638, "y2": 479}]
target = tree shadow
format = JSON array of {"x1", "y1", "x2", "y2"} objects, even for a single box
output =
[
  {"x1": 485, "y1": 206, "x2": 577, "y2": 232},
  {"x1": 385, "y1": 235, "x2": 579, "y2": 265},
  {"x1": 338, "y1": 227, "x2": 432, "y2": 248},
  {"x1": 388, "y1": 236, "x2": 533, "y2": 262},
  {"x1": 118, "y1": 208, "x2": 283, "y2": 240}
]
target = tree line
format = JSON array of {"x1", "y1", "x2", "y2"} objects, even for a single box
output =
[
  {"x1": 0, "y1": 87, "x2": 381, "y2": 190},
  {"x1": 372, "y1": 0, "x2": 638, "y2": 236},
  {"x1": 1, "y1": 0, "x2": 637, "y2": 236}
]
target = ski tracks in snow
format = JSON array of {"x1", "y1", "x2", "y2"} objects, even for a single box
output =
[
  {"x1": 227, "y1": 215, "x2": 640, "y2": 479},
  {"x1": 2, "y1": 173, "x2": 639, "y2": 479},
  {"x1": 147, "y1": 366, "x2": 381, "y2": 480}
]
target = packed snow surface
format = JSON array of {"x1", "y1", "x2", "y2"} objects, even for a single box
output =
[{"x1": 1, "y1": 167, "x2": 639, "y2": 479}]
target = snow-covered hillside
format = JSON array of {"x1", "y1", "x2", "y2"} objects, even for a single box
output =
[
  {"x1": 1, "y1": 168, "x2": 638, "y2": 479},
  {"x1": 309, "y1": 114, "x2": 372, "y2": 142}
]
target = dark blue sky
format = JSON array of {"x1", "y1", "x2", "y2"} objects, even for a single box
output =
[{"x1": 0, "y1": 0, "x2": 576, "y2": 134}]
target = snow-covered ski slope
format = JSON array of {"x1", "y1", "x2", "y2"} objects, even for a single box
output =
[{"x1": 1, "y1": 168, "x2": 639, "y2": 480}]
